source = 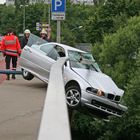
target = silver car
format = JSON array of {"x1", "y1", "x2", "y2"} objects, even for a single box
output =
[{"x1": 20, "y1": 35, "x2": 127, "y2": 119}]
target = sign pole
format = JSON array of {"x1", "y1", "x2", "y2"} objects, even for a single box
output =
[
  {"x1": 57, "y1": 20, "x2": 61, "y2": 43},
  {"x1": 51, "y1": 0, "x2": 65, "y2": 43},
  {"x1": 48, "y1": 4, "x2": 51, "y2": 25},
  {"x1": 23, "y1": 5, "x2": 25, "y2": 31}
]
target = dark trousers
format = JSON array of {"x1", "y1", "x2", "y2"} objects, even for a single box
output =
[{"x1": 5, "y1": 55, "x2": 17, "y2": 70}]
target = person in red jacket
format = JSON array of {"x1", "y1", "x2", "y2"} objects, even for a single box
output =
[{"x1": 1, "y1": 30, "x2": 21, "y2": 80}]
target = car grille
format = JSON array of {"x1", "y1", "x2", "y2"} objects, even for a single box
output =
[
  {"x1": 91, "y1": 99, "x2": 124, "y2": 116},
  {"x1": 107, "y1": 94, "x2": 121, "y2": 102},
  {"x1": 115, "y1": 95, "x2": 121, "y2": 101},
  {"x1": 107, "y1": 94, "x2": 115, "y2": 100}
]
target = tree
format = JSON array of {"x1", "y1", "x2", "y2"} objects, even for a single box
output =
[
  {"x1": 0, "y1": 5, "x2": 16, "y2": 34},
  {"x1": 96, "y1": 49, "x2": 140, "y2": 140},
  {"x1": 15, "y1": 0, "x2": 29, "y2": 7},
  {"x1": 61, "y1": 0, "x2": 94, "y2": 45},
  {"x1": 93, "y1": 16, "x2": 140, "y2": 88},
  {"x1": 84, "y1": 0, "x2": 140, "y2": 44}
]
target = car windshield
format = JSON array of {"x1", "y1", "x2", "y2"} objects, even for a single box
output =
[{"x1": 68, "y1": 50, "x2": 101, "y2": 72}]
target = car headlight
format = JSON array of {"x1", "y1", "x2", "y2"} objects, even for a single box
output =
[{"x1": 86, "y1": 87, "x2": 105, "y2": 97}]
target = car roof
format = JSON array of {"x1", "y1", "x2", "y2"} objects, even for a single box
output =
[{"x1": 43, "y1": 42, "x2": 86, "y2": 53}]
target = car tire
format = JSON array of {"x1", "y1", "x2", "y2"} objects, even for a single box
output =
[
  {"x1": 65, "y1": 86, "x2": 81, "y2": 108},
  {"x1": 22, "y1": 69, "x2": 34, "y2": 80}
]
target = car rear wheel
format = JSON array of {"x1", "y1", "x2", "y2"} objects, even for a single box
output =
[
  {"x1": 66, "y1": 86, "x2": 81, "y2": 108},
  {"x1": 22, "y1": 69, "x2": 34, "y2": 80}
]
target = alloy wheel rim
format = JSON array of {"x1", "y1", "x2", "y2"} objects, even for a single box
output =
[
  {"x1": 23, "y1": 70, "x2": 28, "y2": 76},
  {"x1": 66, "y1": 89, "x2": 80, "y2": 107}
]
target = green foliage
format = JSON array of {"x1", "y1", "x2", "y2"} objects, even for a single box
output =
[
  {"x1": 70, "y1": 1, "x2": 140, "y2": 140},
  {"x1": 1, "y1": 0, "x2": 140, "y2": 140},
  {"x1": 61, "y1": 1, "x2": 94, "y2": 45},
  {"x1": 15, "y1": 0, "x2": 29, "y2": 8},
  {"x1": 0, "y1": 3, "x2": 52, "y2": 36},
  {"x1": 72, "y1": 112, "x2": 107, "y2": 140},
  {"x1": 125, "y1": 49, "x2": 140, "y2": 113},
  {"x1": 0, "y1": 5, "x2": 16, "y2": 34},
  {"x1": 0, "y1": 1, "x2": 93, "y2": 43},
  {"x1": 95, "y1": 50, "x2": 140, "y2": 140},
  {"x1": 72, "y1": 50, "x2": 140, "y2": 139},
  {"x1": 84, "y1": 0, "x2": 140, "y2": 44},
  {"x1": 93, "y1": 16, "x2": 140, "y2": 88}
]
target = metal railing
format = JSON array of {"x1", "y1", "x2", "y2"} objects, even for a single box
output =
[
  {"x1": 0, "y1": 70, "x2": 22, "y2": 75},
  {"x1": 0, "y1": 52, "x2": 22, "y2": 75},
  {"x1": 38, "y1": 57, "x2": 71, "y2": 140}
]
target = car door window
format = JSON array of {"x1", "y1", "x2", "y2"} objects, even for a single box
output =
[
  {"x1": 40, "y1": 44, "x2": 54, "y2": 55},
  {"x1": 40, "y1": 44, "x2": 66, "y2": 61},
  {"x1": 46, "y1": 45, "x2": 60, "y2": 60}
]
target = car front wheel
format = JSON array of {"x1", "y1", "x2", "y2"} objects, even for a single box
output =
[
  {"x1": 66, "y1": 86, "x2": 81, "y2": 108},
  {"x1": 22, "y1": 69, "x2": 34, "y2": 80}
]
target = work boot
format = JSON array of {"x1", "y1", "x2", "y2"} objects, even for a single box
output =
[
  {"x1": 6, "y1": 74, "x2": 10, "y2": 80},
  {"x1": 12, "y1": 74, "x2": 16, "y2": 79}
]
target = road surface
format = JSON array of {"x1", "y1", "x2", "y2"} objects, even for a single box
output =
[{"x1": 0, "y1": 71, "x2": 47, "y2": 140}]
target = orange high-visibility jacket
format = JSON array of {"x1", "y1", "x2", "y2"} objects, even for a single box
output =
[{"x1": 1, "y1": 35, "x2": 21, "y2": 56}]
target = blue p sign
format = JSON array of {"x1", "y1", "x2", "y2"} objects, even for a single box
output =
[{"x1": 52, "y1": 0, "x2": 65, "y2": 13}]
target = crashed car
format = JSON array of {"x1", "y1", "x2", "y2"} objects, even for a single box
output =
[{"x1": 20, "y1": 34, "x2": 127, "y2": 119}]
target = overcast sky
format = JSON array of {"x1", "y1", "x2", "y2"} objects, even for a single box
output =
[{"x1": 0, "y1": 0, "x2": 6, "y2": 4}]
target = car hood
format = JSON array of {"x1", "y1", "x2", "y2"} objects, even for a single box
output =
[{"x1": 72, "y1": 68, "x2": 124, "y2": 96}]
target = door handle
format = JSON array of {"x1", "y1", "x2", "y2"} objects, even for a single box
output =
[
  {"x1": 24, "y1": 48, "x2": 32, "y2": 53},
  {"x1": 28, "y1": 48, "x2": 32, "y2": 53}
]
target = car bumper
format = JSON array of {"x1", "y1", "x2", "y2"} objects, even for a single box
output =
[{"x1": 81, "y1": 90, "x2": 127, "y2": 118}]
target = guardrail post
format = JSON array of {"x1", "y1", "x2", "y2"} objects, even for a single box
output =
[{"x1": 38, "y1": 57, "x2": 71, "y2": 140}]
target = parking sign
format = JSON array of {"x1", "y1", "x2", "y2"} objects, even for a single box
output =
[{"x1": 51, "y1": 0, "x2": 66, "y2": 20}]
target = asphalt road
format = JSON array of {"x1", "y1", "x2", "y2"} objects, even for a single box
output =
[{"x1": 0, "y1": 73, "x2": 47, "y2": 140}]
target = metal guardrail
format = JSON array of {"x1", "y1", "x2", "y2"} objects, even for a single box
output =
[
  {"x1": 0, "y1": 70, "x2": 22, "y2": 74},
  {"x1": 38, "y1": 57, "x2": 71, "y2": 140},
  {"x1": 0, "y1": 52, "x2": 22, "y2": 75}
]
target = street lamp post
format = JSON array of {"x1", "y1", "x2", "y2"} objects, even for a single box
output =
[
  {"x1": 44, "y1": 0, "x2": 51, "y2": 25},
  {"x1": 48, "y1": 4, "x2": 51, "y2": 25},
  {"x1": 23, "y1": 5, "x2": 25, "y2": 31},
  {"x1": 20, "y1": 5, "x2": 28, "y2": 32}
]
